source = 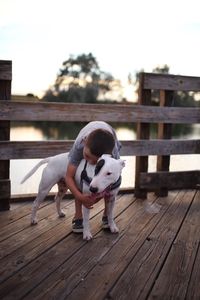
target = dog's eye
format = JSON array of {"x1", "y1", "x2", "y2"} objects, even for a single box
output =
[{"x1": 106, "y1": 172, "x2": 112, "y2": 176}]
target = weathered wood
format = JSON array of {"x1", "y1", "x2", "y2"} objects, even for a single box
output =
[
  {"x1": 0, "y1": 139, "x2": 199, "y2": 159},
  {"x1": 0, "y1": 61, "x2": 11, "y2": 210},
  {"x1": 149, "y1": 190, "x2": 200, "y2": 299},
  {"x1": 140, "y1": 170, "x2": 200, "y2": 189},
  {"x1": 0, "y1": 60, "x2": 12, "y2": 80},
  {"x1": 186, "y1": 192, "x2": 200, "y2": 299},
  {"x1": 156, "y1": 90, "x2": 174, "y2": 197},
  {"x1": 143, "y1": 72, "x2": 200, "y2": 91},
  {"x1": 16, "y1": 194, "x2": 159, "y2": 300},
  {"x1": 107, "y1": 190, "x2": 196, "y2": 300},
  {"x1": 0, "y1": 194, "x2": 134, "y2": 297},
  {"x1": 0, "y1": 179, "x2": 10, "y2": 198},
  {"x1": 0, "y1": 190, "x2": 199, "y2": 299},
  {"x1": 0, "y1": 201, "x2": 73, "y2": 244},
  {"x1": 0, "y1": 200, "x2": 50, "y2": 228},
  {"x1": 0, "y1": 100, "x2": 200, "y2": 123},
  {"x1": 0, "y1": 140, "x2": 73, "y2": 159},
  {"x1": 135, "y1": 73, "x2": 151, "y2": 198}
]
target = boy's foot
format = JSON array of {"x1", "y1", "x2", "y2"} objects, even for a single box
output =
[
  {"x1": 72, "y1": 218, "x2": 83, "y2": 233},
  {"x1": 102, "y1": 216, "x2": 109, "y2": 229}
]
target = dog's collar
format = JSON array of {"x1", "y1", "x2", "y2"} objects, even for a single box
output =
[
  {"x1": 107, "y1": 175, "x2": 121, "y2": 191},
  {"x1": 80, "y1": 161, "x2": 121, "y2": 194},
  {"x1": 80, "y1": 161, "x2": 92, "y2": 190}
]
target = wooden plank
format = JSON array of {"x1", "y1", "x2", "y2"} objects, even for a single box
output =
[
  {"x1": 0, "y1": 140, "x2": 73, "y2": 159},
  {"x1": 0, "y1": 62, "x2": 11, "y2": 211},
  {"x1": 0, "y1": 200, "x2": 72, "y2": 243},
  {"x1": 0, "y1": 139, "x2": 199, "y2": 159},
  {"x1": 140, "y1": 170, "x2": 200, "y2": 189},
  {"x1": 12, "y1": 194, "x2": 158, "y2": 300},
  {"x1": 0, "y1": 194, "x2": 134, "y2": 297},
  {"x1": 156, "y1": 89, "x2": 173, "y2": 197},
  {"x1": 107, "y1": 190, "x2": 196, "y2": 300},
  {"x1": 0, "y1": 201, "x2": 75, "y2": 285},
  {"x1": 0, "y1": 179, "x2": 10, "y2": 199},
  {"x1": 186, "y1": 193, "x2": 200, "y2": 299},
  {"x1": 0, "y1": 100, "x2": 200, "y2": 123},
  {"x1": 63, "y1": 191, "x2": 180, "y2": 300},
  {"x1": 0, "y1": 190, "x2": 199, "y2": 300},
  {"x1": 148, "y1": 190, "x2": 200, "y2": 299},
  {"x1": 0, "y1": 201, "x2": 50, "y2": 228},
  {"x1": 143, "y1": 72, "x2": 200, "y2": 91},
  {"x1": 0, "y1": 61, "x2": 12, "y2": 80},
  {"x1": 135, "y1": 73, "x2": 151, "y2": 198},
  {"x1": 186, "y1": 248, "x2": 200, "y2": 299}
]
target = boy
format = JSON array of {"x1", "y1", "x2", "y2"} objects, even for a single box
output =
[{"x1": 65, "y1": 121, "x2": 121, "y2": 232}]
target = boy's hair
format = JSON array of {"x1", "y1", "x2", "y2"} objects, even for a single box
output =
[{"x1": 86, "y1": 129, "x2": 115, "y2": 157}]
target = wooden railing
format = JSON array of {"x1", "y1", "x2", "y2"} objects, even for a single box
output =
[
  {"x1": 135, "y1": 72, "x2": 200, "y2": 198},
  {"x1": 0, "y1": 60, "x2": 200, "y2": 210}
]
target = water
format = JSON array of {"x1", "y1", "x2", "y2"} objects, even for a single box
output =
[{"x1": 10, "y1": 123, "x2": 200, "y2": 195}]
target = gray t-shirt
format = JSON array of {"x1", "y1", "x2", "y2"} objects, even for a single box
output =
[{"x1": 68, "y1": 121, "x2": 121, "y2": 166}]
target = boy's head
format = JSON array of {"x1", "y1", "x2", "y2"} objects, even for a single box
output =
[{"x1": 83, "y1": 129, "x2": 115, "y2": 165}]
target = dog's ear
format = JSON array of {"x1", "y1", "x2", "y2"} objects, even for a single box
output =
[{"x1": 119, "y1": 159, "x2": 125, "y2": 168}]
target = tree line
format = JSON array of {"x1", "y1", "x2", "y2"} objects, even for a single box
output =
[{"x1": 41, "y1": 53, "x2": 199, "y2": 107}]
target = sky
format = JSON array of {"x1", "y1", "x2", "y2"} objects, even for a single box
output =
[{"x1": 1, "y1": 0, "x2": 200, "y2": 99}]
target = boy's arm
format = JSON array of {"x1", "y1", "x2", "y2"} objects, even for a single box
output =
[{"x1": 65, "y1": 163, "x2": 94, "y2": 208}]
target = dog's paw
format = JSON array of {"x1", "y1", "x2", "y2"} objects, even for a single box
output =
[
  {"x1": 59, "y1": 211, "x2": 65, "y2": 218},
  {"x1": 31, "y1": 219, "x2": 38, "y2": 225},
  {"x1": 83, "y1": 231, "x2": 93, "y2": 241},
  {"x1": 110, "y1": 223, "x2": 119, "y2": 233}
]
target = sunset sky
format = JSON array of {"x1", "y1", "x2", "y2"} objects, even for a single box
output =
[{"x1": 1, "y1": 0, "x2": 200, "y2": 98}]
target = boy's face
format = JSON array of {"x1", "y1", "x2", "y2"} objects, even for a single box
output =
[{"x1": 83, "y1": 145, "x2": 99, "y2": 165}]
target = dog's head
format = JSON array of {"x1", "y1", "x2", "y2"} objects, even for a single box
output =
[{"x1": 89, "y1": 154, "x2": 125, "y2": 194}]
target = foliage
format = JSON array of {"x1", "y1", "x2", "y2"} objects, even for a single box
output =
[{"x1": 42, "y1": 53, "x2": 114, "y2": 103}]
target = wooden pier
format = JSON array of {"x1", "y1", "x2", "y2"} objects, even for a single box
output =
[
  {"x1": 0, "y1": 60, "x2": 199, "y2": 299},
  {"x1": 0, "y1": 189, "x2": 200, "y2": 299}
]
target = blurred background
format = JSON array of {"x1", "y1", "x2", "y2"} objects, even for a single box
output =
[{"x1": 1, "y1": 0, "x2": 199, "y2": 195}]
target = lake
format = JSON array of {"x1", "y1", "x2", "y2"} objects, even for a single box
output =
[{"x1": 10, "y1": 123, "x2": 200, "y2": 195}]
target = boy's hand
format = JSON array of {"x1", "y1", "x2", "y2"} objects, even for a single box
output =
[{"x1": 77, "y1": 193, "x2": 95, "y2": 209}]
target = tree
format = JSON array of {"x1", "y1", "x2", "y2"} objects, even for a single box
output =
[{"x1": 42, "y1": 53, "x2": 114, "y2": 103}]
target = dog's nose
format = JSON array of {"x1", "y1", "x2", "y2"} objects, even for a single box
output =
[{"x1": 90, "y1": 186, "x2": 98, "y2": 193}]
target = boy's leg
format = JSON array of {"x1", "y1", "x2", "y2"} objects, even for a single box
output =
[
  {"x1": 74, "y1": 198, "x2": 83, "y2": 219},
  {"x1": 72, "y1": 198, "x2": 83, "y2": 233}
]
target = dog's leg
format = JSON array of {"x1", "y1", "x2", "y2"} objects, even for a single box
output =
[
  {"x1": 82, "y1": 206, "x2": 92, "y2": 240},
  {"x1": 106, "y1": 196, "x2": 119, "y2": 233},
  {"x1": 31, "y1": 185, "x2": 52, "y2": 225},
  {"x1": 55, "y1": 178, "x2": 67, "y2": 218},
  {"x1": 55, "y1": 194, "x2": 66, "y2": 218},
  {"x1": 31, "y1": 166, "x2": 57, "y2": 225}
]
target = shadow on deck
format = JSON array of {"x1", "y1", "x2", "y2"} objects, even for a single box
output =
[{"x1": 0, "y1": 190, "x2": 199, "y2": 299}]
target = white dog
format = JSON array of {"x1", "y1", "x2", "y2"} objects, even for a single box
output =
[{"x1": 21, "y1": 153, "x2": 125, "y2": 240}]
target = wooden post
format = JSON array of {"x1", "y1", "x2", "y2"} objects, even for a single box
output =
[
  {"x1": 155, "y1": 90, "x2": 174, "y2": 197},
  {"x1": 134, "y1": 73, "x2": 151, "y2": 198},
  {"x1": 0, "y1": 60, "x2": 12, "y2": 210}
]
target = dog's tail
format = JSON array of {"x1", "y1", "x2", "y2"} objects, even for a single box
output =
[{"x1": 21, "y1": 157, "x2": 51, "y2": 184}]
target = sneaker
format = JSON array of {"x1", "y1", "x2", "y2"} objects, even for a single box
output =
[
  {"x1": 102, "y1": 216, "x2": 109, "y2": 229},
  {"x1": 72, "y1": 219, "x2": 83, "y2": 233}
]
